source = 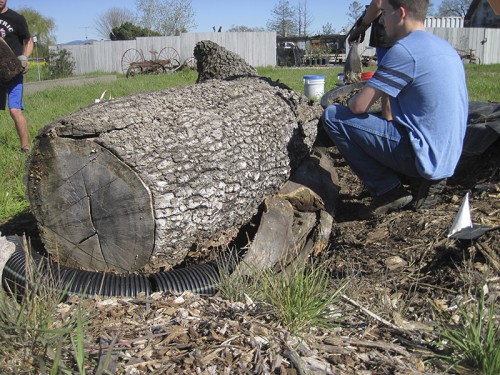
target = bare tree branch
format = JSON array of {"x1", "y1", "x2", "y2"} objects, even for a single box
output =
[
  {"x1": 94, "y1": 7, "x2": 135, "y2": 40},
  {"x1": 135, "y1": 0, "x2": 196, "y2": 36},
  {"x1": 437, "y1": 0, "x2": 472, "y2": 17},
  {"x1": 267, "y1": 0, "x2": 297, "y2": 37}
]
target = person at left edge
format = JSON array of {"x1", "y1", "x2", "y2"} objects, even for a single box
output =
[{"x1": 0, "y1": 0, "x2": 33, "y2": 153}]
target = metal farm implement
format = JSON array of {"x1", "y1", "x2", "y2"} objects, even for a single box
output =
[
  {"x1": 456, "y1": 48, "x2": 481, "y2": 64},
  {"x1": 121, "y1": 47, "x2": 196, "y2": 78}
]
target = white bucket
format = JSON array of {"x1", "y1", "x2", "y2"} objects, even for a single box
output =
[
  {"x1": 303, "y1": 75, "x2": 325, "y2": 99},
  {"x1": 337, "y1": 73, "x2": 345, "y2": 86}
]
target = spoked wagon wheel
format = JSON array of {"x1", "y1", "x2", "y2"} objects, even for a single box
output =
[
  {"x1": 157, "y1": 47, "x2": 181, "y2": 72},
  {"x1": 183, "y1": 56, "x2": 197, "y2": 70},
  {"x1": 149, "y1": 61, "x2": 166, "y2": 74},
  {"x1": 121, "y1": 48, "x2": 144, "y2": 75},
  {"x1": 126, "y1": 62, "x2": 146, "y2": 78}
]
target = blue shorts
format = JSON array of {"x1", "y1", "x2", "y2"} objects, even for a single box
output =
[{"x1": 0, "y1": 74, "x2": 24, "y2": 110}]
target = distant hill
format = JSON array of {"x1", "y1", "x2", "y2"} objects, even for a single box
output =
[{"x1": 59, "y1": 39, "x2": 99, "y2": 46}]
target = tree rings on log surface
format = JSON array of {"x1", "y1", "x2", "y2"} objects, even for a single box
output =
[{"x1": 27, "y1": 137, "x2": 155, "y2": 272}]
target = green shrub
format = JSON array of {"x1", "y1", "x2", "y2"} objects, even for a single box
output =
[{"x1": 49, "y1": 48, "x2": 75, "y2": 79}]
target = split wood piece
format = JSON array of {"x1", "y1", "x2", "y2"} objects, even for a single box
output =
[
  {"x1": 237, "y1": 148, "x2": 339, "y2": 274},
  {"x1": 26, "y1": 41, "x2": 323, "y2": 273}
]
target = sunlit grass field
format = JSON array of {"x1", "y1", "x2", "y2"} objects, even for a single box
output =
[{"x1": 0, "y1": 64, "x2": 499, "y2": 222}]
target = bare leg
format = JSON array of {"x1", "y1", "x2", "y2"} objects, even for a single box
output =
[
  {"x1": 381, "y1": 94, "x2": 392, "y2": 121},
  {"x1": 9, "y1": 108, "x2": 30, "y2": 150}
]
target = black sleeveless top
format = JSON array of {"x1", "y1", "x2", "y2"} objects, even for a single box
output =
[{"x1": 369, "y1": 15, "x2": 392, "y2": 49}]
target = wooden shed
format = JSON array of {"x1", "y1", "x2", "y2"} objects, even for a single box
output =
[{"x1": 465, "y1": 0, "x2": 500, "y2": 28}]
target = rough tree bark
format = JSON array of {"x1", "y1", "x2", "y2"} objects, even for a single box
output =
[
  {"x1": 26, "y1": 41, "x2": 324, "y2": 273},
  {"x1": 0, "y1": 38, "x2": 23, "y2": 83}
]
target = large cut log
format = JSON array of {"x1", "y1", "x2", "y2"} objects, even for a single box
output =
[{"x1": 26, "y1": 41, "x2": 323, "y2": 273}]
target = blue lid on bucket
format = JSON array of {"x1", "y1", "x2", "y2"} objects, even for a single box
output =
[{"x1": 303, "y1": 75, "x2": 326, "y2": 80}]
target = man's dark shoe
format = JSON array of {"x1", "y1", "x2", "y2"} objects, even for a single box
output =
[
  {"x1": 370, "y1": 184, "x2": 413, "y2": 217},
  {"x1": 411, "y1": 178, "x2": 447, "y2": 209}
]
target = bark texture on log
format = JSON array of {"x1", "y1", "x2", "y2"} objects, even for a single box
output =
[
  {"x1": 194, "y1": 40, "x2": 258, "y2": 83},
  {"x1": 0, "y1": 38, "x2": 23, "y2": 83},
  {"x1": 26, "y1": 41, "x2": 323, "y2": 273}
]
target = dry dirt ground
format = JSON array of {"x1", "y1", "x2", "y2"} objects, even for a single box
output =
[{"x1": 1, "y1": 141, "x2": 499, "y2": 374}]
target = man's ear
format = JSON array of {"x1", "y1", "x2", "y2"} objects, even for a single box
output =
[{"x1": 399, "y1": 6, "x2": 407, "y2": 21}]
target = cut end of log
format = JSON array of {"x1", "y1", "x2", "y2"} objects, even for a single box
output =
[{"x1": 27, "y1": 137, "x2": 155, "y2": 272}]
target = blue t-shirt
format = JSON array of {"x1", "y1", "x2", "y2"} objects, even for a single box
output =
[{"x1": 368, "y1": 30, "x2": 468, "y2": 180}]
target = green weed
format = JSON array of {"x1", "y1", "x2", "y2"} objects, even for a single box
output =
[
  {"x1": 439, "y1": 291, "x2": 499, "y2": 375},
  {"x1": 218, "y1": 257, "x2": 346, "y2": 334},
  {"x1": 0, "y1": 240, "x2": 89, "y2": 373}
]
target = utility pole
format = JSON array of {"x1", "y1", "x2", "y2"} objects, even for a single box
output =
[
  {"x1": 80, "y1": 26, "x2": 91, "y2": 40},
  {"x1": 33, "y1": 34, "x2": 41, "y2": 81}
]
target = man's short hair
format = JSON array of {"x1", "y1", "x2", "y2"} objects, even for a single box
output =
[{"x1": 387, "y1": 0, "x2": 429, "y2": 22}]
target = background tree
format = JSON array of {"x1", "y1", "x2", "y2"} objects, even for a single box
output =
[
  {"x1": 95, "y1": 7, "x2": 135, "y2": 40},
  {"x1": 437, "y1": 0, "x2": 472, "y2": 16},
  {"x1": 297, "y1": 0, "x2": 314, "y2": 37},
  {"x1": 110, "y1": 22, "x2": 161, "y2": 40},
  {"x1": 321, "y1": 22, "x2": 336, "y2": 36},
  {"x1": 18, "y1": 8, "x2": 55, "y2": 58},
  {"x1": 227, "y1": 25, "x2": 266, "y2": 32},
  {"x1": 345, "y1": 1, "x2": 365, "y2": 29},
  {"x1": 162, "y1": 0, "x2": 197, "y2": 35},
  {"x1": 135, "y1": 0, "x2": 157, "y2": 32},
  {"x1": 267, "y1": 0, "x2": 297, "y2": 37},
  {"x1": 135, "y1": 0, "x2": 196, "y2": 36}
]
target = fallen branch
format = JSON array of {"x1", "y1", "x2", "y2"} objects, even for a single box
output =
[
  {"x1": 476, "y1": 242, "x2": 500, "y2": 272},
  {"x1": 324, "y1": 336, "x2": 411, "y2": 357},
  {"x1": 341, "y1": 294, "x2": 400, "y2": 330}
]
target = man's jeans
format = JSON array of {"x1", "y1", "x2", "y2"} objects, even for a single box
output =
[{"x1": 322, "y1": 105, "x2": 421, "y2": 196}]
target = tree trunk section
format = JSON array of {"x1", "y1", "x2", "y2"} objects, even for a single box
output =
[{"x1": 26, "y1": 42, "x2": 323, "y2": 273}]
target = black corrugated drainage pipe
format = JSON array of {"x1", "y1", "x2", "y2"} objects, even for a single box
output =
[{"x1": 2, "y1": 246, "x2": 221, "y2": 299}]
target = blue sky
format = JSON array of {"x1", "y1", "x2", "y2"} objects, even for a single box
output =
[{"x1": 12, "y1": 0, "x2": 443, "y2": 44}]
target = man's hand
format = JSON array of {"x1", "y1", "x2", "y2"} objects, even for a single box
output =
[
  {"x1": 347, "y1": 85, "x2": 383, "y2": 114},
  {"x1": 18, "y1": 55, "x2": 29, "y2": 74}
]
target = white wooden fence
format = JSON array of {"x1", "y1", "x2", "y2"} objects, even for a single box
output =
[
  {"x1": 53, "y1": 28, "x2": 500, "y2": 76},
  {"x1": 53, "y1": 32, "x2": 277, "y2": 75},
  {"x1": 426, "y1": 27, "x2": 499, "y2": 65},
  {"x1": 353, "y1": 27, "x2": 500, "y2": 65}
]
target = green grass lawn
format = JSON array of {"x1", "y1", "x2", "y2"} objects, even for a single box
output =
[{"x1": 0, "y1": 64, "x2": 499, "y2": 222}]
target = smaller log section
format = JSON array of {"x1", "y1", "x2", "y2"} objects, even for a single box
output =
[
  {"x1": 194, "y1": 40, "x2": 258, "y2": 83},
  {"x1": 0, "y1": 38, "x2": 23, "y2": 83},
  {"x1": 26, "y1": 41, "x2": 325, "y2": 273}
]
